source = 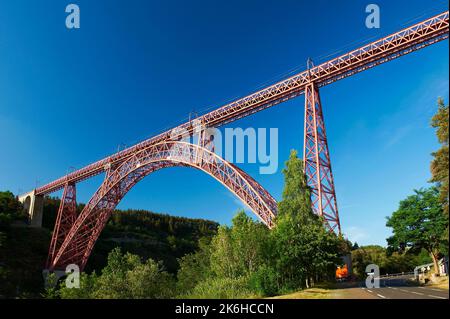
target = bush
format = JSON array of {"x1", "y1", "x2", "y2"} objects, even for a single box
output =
[
  {"x1": 186, "y1": 276, "x2": 254, "y2": 299},
  {"x1": 58, "y1": 248, "x2": 175, "y2": 299},
  {"x1": 250, "y1": 264, "x2": 279, "y2": 297}
]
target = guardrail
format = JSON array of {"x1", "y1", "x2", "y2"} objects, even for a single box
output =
[{"x1": 375, "y1": 272, "x2": 415, "y2": 279}]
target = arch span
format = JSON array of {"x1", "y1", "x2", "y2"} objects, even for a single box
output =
[{"x1": 49, "y1": 141, "x2": 277, "y2": 270}]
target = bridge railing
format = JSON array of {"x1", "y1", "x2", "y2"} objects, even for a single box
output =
[{"x1": 375, "y1": 272, "x2": 415, "y2": 279}]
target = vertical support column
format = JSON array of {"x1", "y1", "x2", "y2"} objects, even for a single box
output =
[
  {"x1": 304, "y1": 82, "x2": 341, "y2": 234},
  {"x1": 46, "y1": 182, "x2": 78, "y2": 269},
  {"x1": 18, "y1": 191, "x2": 44, "y2": 227}
]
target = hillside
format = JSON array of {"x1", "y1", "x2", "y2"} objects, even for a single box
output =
[
  {"x1": 0, "y1": 193, "x2": 219, "y2": 298},
  {"x1": 42, "y1": 196, "x2": 218, "y2": 273}
]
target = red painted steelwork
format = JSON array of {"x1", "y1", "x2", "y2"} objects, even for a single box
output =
[
  {"x1": 46, "y1": 183, "x2": 78, "y2": 268},
  {"x1": 33, "y1": 11, "x2": 449, "y2": 271},
  {"x1": 48, "y1": 141, "x2": 277, "y2": 271},
  {"x1": 304, "y1": 83, "x2": 340, "y2": 233},
  {"x1": 34, "y1": 11, "x2": 449, "y2": 196}
]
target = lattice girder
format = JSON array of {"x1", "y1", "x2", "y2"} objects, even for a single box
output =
[{"x1": 49, "y1": 141, "x2": 277, "y2": 271}]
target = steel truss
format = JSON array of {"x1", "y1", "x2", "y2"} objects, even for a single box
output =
[
  {"x1": 48, "y1": 141, "x2": 277, "y2": 271},
  {"x1": 31, "y1": 11, "x2": 449, "y2": 271},
  {"x1": 46, "y1": 183, "x2": 78, "y2": 268},
  {"x1": 35, "y1": 11, "x2": 449, "y2": 196},
  {"x1": 304, "y1": 83, "x2": 340, "y2": 233}
]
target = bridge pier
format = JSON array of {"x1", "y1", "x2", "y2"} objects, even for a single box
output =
[{"x1": 18, "y1": 190, "x2": 44, "y2": 228}]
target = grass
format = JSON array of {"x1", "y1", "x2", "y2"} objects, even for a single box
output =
[
  {"x1": 267, "y1": 283, "x2": 341, "y2": 299},
  {"x1": 426, "y1": 276, "x2": 449, "y2": 290},
  {"x1": 268, "y1": 287, "x2": 335, "y2": 299}
]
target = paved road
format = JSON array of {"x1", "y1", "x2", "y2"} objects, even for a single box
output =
[{"x1": 350, "y1": 276, "x2": 449, "y2": 299}]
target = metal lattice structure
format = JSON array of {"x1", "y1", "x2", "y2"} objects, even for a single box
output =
[
  {"x1": 304, "y1": 83, "x2": 340, "y2": 233},
  {"x1": 25, "y1": 12, "x2": 448, "y2": 271},
  {"x1": 34, "y1": 11, "x2": 449, "y2": 196},
  {"x1": 48, "y1": 141, "x2": 277, "y2": 271},
  {"x1": 46, "y1": 183, "x2": 78, "y2": 268}
]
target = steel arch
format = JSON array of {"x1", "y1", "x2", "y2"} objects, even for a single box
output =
[{"x1": 49, "y1": 141, "x2": 277, "y2": 271}]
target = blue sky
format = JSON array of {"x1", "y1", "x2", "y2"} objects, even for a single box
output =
[{"x1": 0, "y1": 0, "x2": 448, "y2": 246}]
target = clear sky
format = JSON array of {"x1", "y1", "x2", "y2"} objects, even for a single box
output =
[{"x1": 0, "y1": 0, "x2": 448, "y2": 246}]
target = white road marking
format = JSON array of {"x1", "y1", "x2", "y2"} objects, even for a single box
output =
[
  {"x1": 391, "y1": 287, "x2": 398, "y2": 290},
  {"x1": 418, "y1": 287, "x2": 445, "y2": 292},
  {"x1": 400, "y1": 289, "x2": 409, "y2": 293},
  {"x1": 428, "y1": 295, "x2": 447, "y2": 299},
  {"x1": 411, "y1": 291, "x2": 424, "y2": 296},
  {"x1": 377, "y1": 294, "x2": 387, "y2": 299},
  {"x1": 367, "y1": 290, "x2": 373, "y2": 293}
]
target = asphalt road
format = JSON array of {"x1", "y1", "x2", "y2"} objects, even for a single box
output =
[{"x1": 355, "y1": 276, "x2": 449, "y2": 299}]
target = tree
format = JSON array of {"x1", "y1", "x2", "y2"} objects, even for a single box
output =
[
  {"x1": 277, "y1": 150, "x2": 314, "y2": 223},
  {"x1": 209, "y1": 210, "x2": 269, "y2": 280},
  {"x1": 0, "y1": 191, "x2": 25, "y2": 229},
  {"x1": 179, "y1": 210, "x2": 269, "y2": 298},
  {"x1": 59, "y1": 248, "x2": 175, "y2": 299},
  {"x1": 386, "y1": 187, "x2": 448, "y2": 274},
  {"x1": 58, "y1": 273, "x2": 97, "y2": 299},
  {"x1": 258, "y1": 150, "x2": 340, "y2": 292},
  {"x1": 351, "y1": 245, "x2": 428, "y2": 278},
  {"x1": 430, "y1": 98, "x2": 449, "y2": 216},
  {"x1": 176, "y1": 237, "x2": 212, "y2": 296}
]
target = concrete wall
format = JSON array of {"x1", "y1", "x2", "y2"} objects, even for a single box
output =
[{"x1": 18, "y1": 190, "x2": 44, "y2": 228}]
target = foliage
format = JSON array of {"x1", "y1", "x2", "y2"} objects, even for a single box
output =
[
  {"x1": 386, "y1": 187, "x2": 448, "y2": 273},
  {"x1": 0, "y1": 191, "x2": 50, "y2": 298},
  {"x1": 209, "y1": 211, "x2": 269, "y2": 280},
  {"x1": 40, "y1": 198, "x2": 219, "y2": 274},
  {"x1": 0, "y1": 191, "x2": 25, "y2": 229},
  {"x1": 186, "y1": 276, "x2": 255, "y2": 299},
  {"x1": 430, "y1": 98, "x2": 449, "y2": 216},
  {"x1": 351, "y1": 245, "x2": 429, "y2": 278},
  {"x1": 177, "y1": 210, "x2": 270, "y2": 298},
  {"x1": 58, "y1": 272, "x2": 97, "y2": 299},
  {"x1": 0, "y1": 226, "x2": 51, "y2": 298},
  {"x1": 249, "y1": 263, "x2": 279, "y2": 296},
  {"x1": 42, "y1": 273, "x2": 60, "y2": 299},
  {"x1": 177, "y1": 150, "x2": 342, "y2": 298},
  {"x1": 176, "y1": 237, "x2": 212, "y2": 295},
  {"x1": 273, "y1": 151, "x2": 340, "y2": 290},
  {"x1": 58, "y1": 248, "x2": 175, "y2": 299}
]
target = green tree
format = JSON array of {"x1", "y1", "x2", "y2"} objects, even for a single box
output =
[
  {"x1": 352, "y1": 245, "x2": 386, "y2": 278},
  {"x1": 277, "y1": 150, "x2": 314, "y2": 223},
  {"x1": 351, "y1": 245, "x2": 427, "y2": 278},
  {"x1": 386, "y1": 187, "x2": 448, "y2": 274},
  {"x1": 58, "y1": 273, "x2": 97, "y2": 299},
  {"x1": 126, "y1": 258, "x2": 175, "y2": 298},
  {"x1": 255, "y1": 150, "x2": 340, "y2": 293},
  {"x1": 0, "y1": 191, "x2": 25, "y2": 229},
  {"x1": 176, "y1": 237, "x2": 212, "y2": 296},
  {"x1": 430, "y1": 98, "x2": 449, "y2": 216},
  {"x1": 59, "y1": 248, "x2": 175, "y2": 299},
  {"x1": 42, "y1": 273, "x2": 60, "y2": 299},
  {"x1": 209, "y1": 210, "x2": 269, "y2": 280}
]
